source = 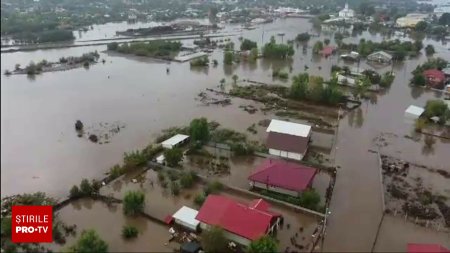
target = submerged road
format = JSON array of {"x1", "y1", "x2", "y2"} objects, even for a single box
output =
[{"x1": 323, "y1": 53, "x2": 450, "y2": 251}]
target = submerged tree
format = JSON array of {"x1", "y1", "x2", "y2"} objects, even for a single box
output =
[
  {"x1": 68, "y1": 230, "x2": 108, "y2": 253},
  {"x1": 247, "y1": 236, "x2": 278, "y2": 253},
  {"x1": 190, "y1": 118, "x2": 210, "y2": 143},
  {"x1": 123, "y1": 191, "x2": 145, "y2": 216}
]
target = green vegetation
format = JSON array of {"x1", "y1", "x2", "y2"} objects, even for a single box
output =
[
  {"x1": 313, "y1": 41, "x2": 324, "y2": 54},
  {"x1": 379, "y1": 72, "x2": 396, "y2": 88},
  {"x1": 258, "y1": 188, "x2": 322, "y2": 212},
  {"x1": 164, "y1": 148, "x2": 183, "y2": 167},
  {"x1": 190, "y1": 56, "x2": 209, "y2": 67},
  {"x1": 262, "y1": 36, "x2": 295, "y2": 59},
  {"x1": 213, "y1": 59, "x2": 218, "y2": 66},
  {"x1": 190, "y1": 117, "x2": 210, "y2": 144},
  {"x1": 324, "y1": 38, "x2": 330, "y2": 45},
  {"x1": 68, "y1": 229, "x2": 108, "y2": 253},
  {"x1": 201, "y1": 226, "x2": 228, "y2": 253},
  {"x1": 295, "y1": 32, "x2": 311, "y2": 43},
  {"x1": 425, "y1": 45, "x2": 435, "y2": 56},
  {"x1": 123, "y1": 191, "x2": 145, "y2": 216},
  {"x1": 69, "y1": 178, "x2": 100, "y2": 198},
  {"x1": 204, "y1": 181, "x2": 224, "y2": 195},
  {"x1": 180, "y1": 171, "x2": 197, "y2": 189},
  {"x1": 247, "y1": 236, "x2": 278, "y2": 253},
  {"x1": 240, "y1": 39, "x2": 257, "y2": 51},
  {"x1": 232, "y1": 74, "x2": 239, "y2": 84},
  {"x1": 290, "y1": 73, "x2": 344, "y2": 105},
  {"x1": 439, "y1": 13, "x2": 450, "y2": 26},
  {"x1": 194, "y1": 193, "x2": 207, "y2": 206},
  {"x1": 224, "y1": 51, "x2": 234, "y2": 65},
  {"x1": 272, "y1": 69, "x2": 289, "y2": 79},
  {"x1": 122, "y1": 226, "x2": 138, "y2": 239},
  {"x1": 411, "y1": 58, "x2": 448, "y2": 86},
  {"x1": 340, "y1": 39, "x2": 423, "y2": 60},
  {"x1": 423, "y1": 100, "x2": 450, "y2": 125},
  {"x1": 171, "y1": 181, "x2": 180, "y2": 196},
  {"x1": 249, "y1": 48, "x2": 259, "y2": 62},
  {"x1": 108, "y1": 41, "x2": 182, "y2": 58}
]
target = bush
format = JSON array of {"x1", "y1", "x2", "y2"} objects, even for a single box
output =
[
  {"x1": 171, "y1": 181, "x2": 180, "y2": 196},
  {"x1": 240, "y1": 39, "x2": 257, "y2": 51},
  {"x1": 80, "y1": 179, "x2": 93, "y2": 196},
  {"x1": 107, "y1": 42, "x2": 119, "y2": 51},
  {"x1": 425, "y1": 44, "x2": 435, "y2": 56},
  {"x1": 123, "y1": 191, "x2": 145, "y2": 216},
  {"x1": 122, "y1": 225, "x2": 138, "y2": 239},
  {"x1": 224, "y1": 51, "x2": 234, "y2": 65},
  {"x1": 190, "y1": 56, "x2": 209, "y2": 67},
  {"x1": 69, "y1": 185, "x2": 81, "y2": 198},
  {"x1": 109, "y1": 164, "x2": 125, "y2": 179},
  {"x1": 295, "y1": 33, "x2": 310, "y2": 42},
  {"x1": 204, "y1": 181, "x2": 224, "y2": 195},
  {"x1": 299, "y1": 189, "x2": 321, "y2": 211},
  {"x1": 69, "y1": 229, "x2": 108, "y2": 253},
  {"x1": 194, "y1": 193, "x2": 206, "y2": 206},
  {"x1": 164, "y1": 148, "x2": 183, "y2": 167},
  {"x1": 123, "y1": 150, "x2": 147, "y2": 169},
  {"x1": 180, "y1": 171, "x2": 197, "y2": 188}
]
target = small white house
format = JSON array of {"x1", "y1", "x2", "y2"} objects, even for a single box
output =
[
  {"x1": 156, "y1": 154, "x2": 165, "y2": 164},
  {"x1": 161, "y1": 134, "x2": 190, "y2": 149},
  {"x1": 404, "y1": 105, "x2": 424, "y2": 121},
  {"x1": 172, "y1": 206, "x2": 200, "y2": 231},
  {"x1": 337, "y1": 74, "x2": 356, "y2": 86}
]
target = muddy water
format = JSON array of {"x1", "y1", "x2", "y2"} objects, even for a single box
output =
[
  {"x1": 2, "y1": 17, "x2": 450, "y2": 251},
  {"x1": 52, "y1": 199, "x2": 177, "y2": 252}
]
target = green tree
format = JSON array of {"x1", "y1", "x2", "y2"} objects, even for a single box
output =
[
  {"x1": 425, "y1": 44, "x2": 435, "y2": 56},
  {"x1": 232, "y1": 74, "x2": 239, "y2": 85},
  {"x1": 247, "y1": 236, "x2": 278, "y2": 253},
  {"x1": 438, "y1": 13, "x2": 450, "y2": 26},
  {"x1": 80, "y1": 179, "x2": 93, "y2": 196},
  {"x1": 324, "y1": 38, "x2": 330, "y2": 45},
  {"x1": 415, "y1": 21, "x2": 428, "y2": 32},
  {"x1": 107, "y1": 42, "x2": 119, "y2": 50},
  {"x1": 69, "y1": 185, "x2": 81, "y2": 198},
  {"x1": 423, "y1": 100, "x2": 449, "y2": 123},
  {"x1": 164, "y1": 148, "x2": 183, "y2": 167},
  {"x1": 290, "y1": 73, "x2": 309, "y2": 100},
  {"x1": 295, "y1": 32, "x2": 311, "y2": 42},
  {"x1": 122, "y1": 225, "x2": 138, "y2": 239},
  {"x1": 68, "y1": 230, "x2": 108, "y2": 253},
  {"x1": 240, "y1": 39, "x2": 257, "y2": 51},
  {"x1": 201, "y1": 226, "x2": 228, "y2": 253},
  {"x1": 249, "y1": 47, "x2": 258, "y2": 62},
  {"x1": 180, "y1": 171, "x2": 196, "y2": 188},
  {"x1": 412, "y1": 74, "x2": 426, "y2": 86},
  {"x1": 190, "y1": 118, "x2": 210, "y2": 143},
  {"x1": 224, "y1": 51, "x2": 233, "y2": 65},
  {"x1": 1, "y1": 217, "x2": 12, "y2": 238},
  {"x1": 123, "y1": 191, "x2": 145, "y2": 216},
  {"x1": 299, "y1": 189, "x2": 321, "y2": 210},
  {"x1": 312, "y1": 41, "x2": 323, "y2": 54}
]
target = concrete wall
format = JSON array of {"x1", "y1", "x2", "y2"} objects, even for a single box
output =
[
  {"x1": 175, "y1": 218, "x2": 198, "y2": 231},
  {"x1": 200, "y1": 223, "x2": 251, "y2": 246},
  {"x1": 268, "y1": 148, "x2": 303, "y2": 161},
  {"x1": 252, "y1": 181, "x2": 300, "y2": 197}
]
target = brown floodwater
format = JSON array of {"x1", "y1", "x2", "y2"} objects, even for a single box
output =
[
  {"x1": 2, "y1": 18, "x2": 450, "y2": 251},
  {"x1": 51, "y1": 198, "x2": 178, "y2": 252}
]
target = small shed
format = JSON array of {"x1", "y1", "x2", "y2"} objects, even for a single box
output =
[
  {"x1": 156, "y1": 154, "x2": 165, "y2": 164},
  {"x1": 161, "y1": 134, "x2": 190, "y2": 149},
  {"x1": 404, "y1": 105, "x2": 424, "y2": 120},
  {"x1": 367, "y1": 51, "x2": 392, "y2": 63},
  {"x1": 172, "y1": 206, "x2": 200, "y2": 231},
  {"x1": 181, "y1": 242, "x2": 202, "y2": 253}
]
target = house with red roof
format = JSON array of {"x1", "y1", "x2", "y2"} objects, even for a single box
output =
[
  {"x1": 321, "y1": 46, "x2": 335, "y2": 57},
  {"x1": 248, "y1": 159, "x2": 317, "y2": 197},
  {"x1": 423, "y1": 69, "x2": 446, "y2": 89},
  {"x1": 195, "y1": 195, "x2": 282, "y2": 246},
  {"x1": 407, "y1": 243, "x2": 449, "y2": 253}
]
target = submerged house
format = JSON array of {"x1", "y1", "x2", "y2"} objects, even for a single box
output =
[
  {"x1": 423, "y1": 69, "x2": 446, "y2": 89},
  {"x1": 248, "y1": 159, "x2": 317, "y2": 197},
  {"x1": 266, "y1": 119, "x2": 311, "y2": 161},
  {"x1": 195, "y1": 195, "x2": 282, "y2": 246},
  {"x1": 367, "y1": 51, "x2": 393, "y2": 64}
]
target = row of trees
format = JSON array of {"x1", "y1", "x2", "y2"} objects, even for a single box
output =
[
  {"x1": 340, "y1": 38, "x2": 423, "y2": 60},
  {"x1": 290, "y1": 73, "x2": 344, "y2": 105},
  {"x1": 262, "y1": 36, "x2": 295, "y2": 59},
  {"x1": 107, "y1": 41, "x2": 182, "y2": 58}
]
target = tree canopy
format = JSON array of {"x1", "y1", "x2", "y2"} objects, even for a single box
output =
[
  {"x1": 295, "y1": 32, "x2": 311, "y2": 42},
  {"x1": 190, "y1": 118, "x2": 210, "y2": 143},
  {"x1": 240, "y1": 39, "x2": 257, "y2": 51},
  {"x1": 123, "y1": 191, "x2": 145, "y2": 216},
  {"x1": 68, "y1": 230, "x2": 108, "y2": 253},
  {"x1": 224, "y1": 51, "x2": 234, "y2": 65},
  {"x1": 262, "y1": 36, "x2": 295, "y2": 59},
  {"x1": 164, "y1": 148, "x2": 183, "y2": 167},
  {"x1": 247, "y1": 236, "x2": 278, "y2": 253},
  {"x1": 201, "y1": 226, "x2": 228, "y2": 253},
  {"x1": 438, "y1": 13, "x2": 450, "y2": 26}
]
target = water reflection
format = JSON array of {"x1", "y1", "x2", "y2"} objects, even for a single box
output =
[{"x1": 422, "y1": 135, "x2": 436, "y2": 155}]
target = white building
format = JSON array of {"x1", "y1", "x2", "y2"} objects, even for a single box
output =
[
  {"x1": 396, "y1": 13, "x2": 428, "y2": 28},
  {"x1": 404, "y1": 105, "x2": 424, "y2": 121},
  {"x1": 339, "y1": 3, "x2": 355, "y2": 19},
  {"x1": 172, "y1": 206, "x2": 200, "y2": 231},
  {"x1": 160, "y1": 134, "x2": 190, "y2": 149},
  {"x1": 266, "y1": 119, "x2": 311, "y2": 161}
]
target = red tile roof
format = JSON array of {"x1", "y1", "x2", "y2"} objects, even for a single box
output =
[
  {"x1": 266, "y1": 132, "x2": 309, "y2": 154},
  {"x1": 248, "y1": 159, "x2": 317, "y2": 192},
  {"x1": 408, "y1": 243, "x2": 449, "y2": 253},
  {"x1": 423, "y1": 69, "x2": 445, "y2": 82},
  {"x1": 195, "y1": 195, "x2": 279, "y2": 240},
  {"x1": 321, "y1": 46, "x2": 335, "y2": 56}
]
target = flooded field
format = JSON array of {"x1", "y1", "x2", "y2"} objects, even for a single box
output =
[
  {"x1": 52, "y1": 199, "x2": 178, "y2": 252},
  {"x1": 2, "y1": 17, "x2": 450, "y2": 252}
]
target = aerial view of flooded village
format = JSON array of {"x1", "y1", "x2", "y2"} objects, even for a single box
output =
[{"x1": 1, "y1": 0, "x2": 450, "y2": 252}]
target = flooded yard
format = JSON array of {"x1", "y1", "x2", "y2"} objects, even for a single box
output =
[{"x1": 52, "y1": 199, "x2": 178, "y2": 252}]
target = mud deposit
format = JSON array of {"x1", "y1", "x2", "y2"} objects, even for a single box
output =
[{"x1": 381, "y1": 155, "x2": 450, "y2": 231}]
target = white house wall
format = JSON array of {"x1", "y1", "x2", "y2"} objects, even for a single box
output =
[
  {"x1": 269, "y1": 148, "x2": 303, "y2": 161},
  {"x1": 253, "y1": 181, "x2": 300, "y2": 197},
  {"x1": 175, "y1": 219, "x2": 198, "y2": 231}
]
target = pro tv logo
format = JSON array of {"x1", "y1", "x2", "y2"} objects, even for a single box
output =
[{"x1": 12, "y1": 205, "x2": 53, "y2": 243}]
